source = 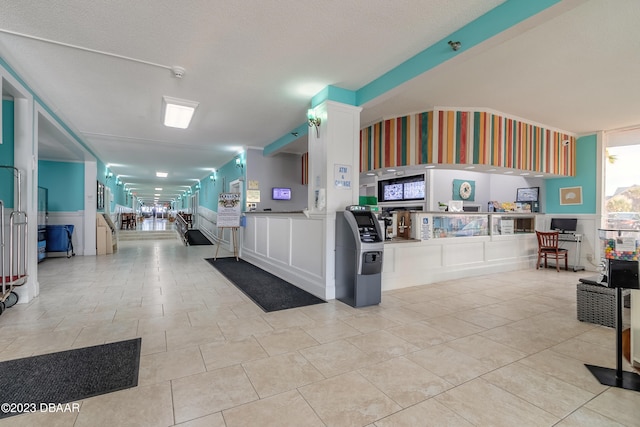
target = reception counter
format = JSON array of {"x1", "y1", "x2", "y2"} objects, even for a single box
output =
[
  {"x1": 379, "y1": 212, "x2": 539, "y2": 290},
  {"x1": 240, "y1": 210, "x2": 541, "y2": 298}
]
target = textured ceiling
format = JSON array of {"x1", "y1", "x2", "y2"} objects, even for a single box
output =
[{"x1": 1, "y1": 0, "x2": 639, "y2": 203}]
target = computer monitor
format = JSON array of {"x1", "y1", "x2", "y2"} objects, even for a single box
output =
[{"x1": 550, "y1": 217, "x2": 577, "y2": 233}]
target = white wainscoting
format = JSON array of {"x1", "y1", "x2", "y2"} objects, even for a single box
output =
[
  {"x1": 382, "y1": 234, "x2": 538, "y2": 291},
  {"x1": 197, "y1": 207, "x2": 217, "y2": 242},
  {"x1": 46, "y1": 211, "x2": 85, "y2": 256},
  {"x1": 242, "y1": 213, "x2": 330, "y2": 300}
]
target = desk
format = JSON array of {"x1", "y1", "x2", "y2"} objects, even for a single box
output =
[{"x1": 558, "y1": 233, "x2": 585, "y2": 271}]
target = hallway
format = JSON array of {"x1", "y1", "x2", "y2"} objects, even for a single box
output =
[{"x1": 0, "y1": 239, "x2": 639, "y2": 426}]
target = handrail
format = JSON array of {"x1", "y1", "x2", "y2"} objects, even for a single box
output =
[{"x1": 175, "y1": 214, "x2": 189, "y2": 245}]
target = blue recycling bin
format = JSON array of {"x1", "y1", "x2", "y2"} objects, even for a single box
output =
[{"x1": 46, "y1": 225, "x2": 75, "y2": 257}]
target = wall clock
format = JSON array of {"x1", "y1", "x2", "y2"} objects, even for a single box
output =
[
  {"x1": 459, "y1": 181, "x2": 472, "y2": 200},
  {"x1": 452, "y1": 179, "x2": 475, "y2": 201}
]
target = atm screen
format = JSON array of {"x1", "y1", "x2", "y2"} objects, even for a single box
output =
[{"x1": 354, "y1": 213, "x2": 374, "y2": 228}]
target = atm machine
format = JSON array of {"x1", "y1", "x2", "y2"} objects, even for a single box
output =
[{"x1": 335, "y1": 205, "x2": 384, "y2": 307}]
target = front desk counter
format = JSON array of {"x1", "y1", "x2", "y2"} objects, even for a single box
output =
[{"x1": 381, "y1": 212, "x2": 539, "y2": 291}]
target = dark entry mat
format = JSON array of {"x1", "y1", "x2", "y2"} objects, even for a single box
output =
[
  {"x1": 205, "y1": 258, "x2": 326, "y2": 312},
  {"x1": 0, "y1": 338, "x2": 141, "y2": 418},
  {"x1": 186, "y1": 229, "x2": 213, "y2": 245}
]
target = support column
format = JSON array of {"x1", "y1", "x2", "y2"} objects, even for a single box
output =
[
  {"x1": 13, "y1": 96, "x2": 38, "y2": 303},
  {"x1": 306, "y1": 99, "x2": 362, "y2": 300}
]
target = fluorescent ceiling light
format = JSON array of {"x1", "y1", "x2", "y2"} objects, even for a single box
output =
[
  {"x1": 156, "y1": 172, "x2": 168, "y2": 178},
  {"x1": 464, "y1": 166, "x2": 475, "y2": 169},
  {"x1": 162, "y1": 96, "x2": 199, "y2": 129},
  {"x1": 155, "y1": 187, "x2": 162, "y2": 191},
  {"x1": 424, "y1": 165, "x2": 435, "y2": 169}
]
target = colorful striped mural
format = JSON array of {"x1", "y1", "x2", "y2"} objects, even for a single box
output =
[{"x1": 360, "y1": 109, "x2": 576, "y2": 176}]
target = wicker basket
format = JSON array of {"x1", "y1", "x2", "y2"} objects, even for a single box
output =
[{"x1": 576, "y1": 283, "x2": 630, "y2": 328}]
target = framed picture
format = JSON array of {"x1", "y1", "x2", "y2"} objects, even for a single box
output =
[
  {"x1": 97, "y1": 181, "x2": 105, "y2": 210},
  {"x1": 559, "y1": 186, "x2": 583, "y2": 205}
]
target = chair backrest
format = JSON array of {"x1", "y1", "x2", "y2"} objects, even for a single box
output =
[{"x1": 536, "y1": 230, "x2": 560, "y2": 249}]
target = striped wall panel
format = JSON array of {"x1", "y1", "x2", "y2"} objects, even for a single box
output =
[{"x1": 359, "y1": 109, "x2": 576, "y2": 176}]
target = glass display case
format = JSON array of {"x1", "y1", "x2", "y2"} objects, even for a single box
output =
[
  {"x1": 432, "y1": 214, "x2": 489, "y2": 238},
  {"x1": 491, "y1": 214, "x2": 536, "y2": 235}
]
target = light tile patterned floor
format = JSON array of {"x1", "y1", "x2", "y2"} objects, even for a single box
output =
[{"x1": 1, "y1": 238, "x2": 640, "y2": 426}]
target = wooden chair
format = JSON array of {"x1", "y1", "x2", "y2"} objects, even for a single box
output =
[{"x1": 535, "y1": 230, "x2": 569, "y2": 271}]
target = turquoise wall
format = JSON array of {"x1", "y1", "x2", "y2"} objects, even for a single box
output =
[
  {"x1": 198, "y1": 153, "x2": 245, "y2": 212},
  {"x1": 545, "y1": 134, "x2": 597, "y2": 213},
  {"x1": 38, "y1": 160, "x2": 84, "y2": 212},
  {"x1": 0, "y1": 100, "x2": 15, "y2": 208}
]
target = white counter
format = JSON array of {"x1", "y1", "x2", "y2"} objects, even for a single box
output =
[{"x1": 382, "y1": 233, "x2": 537, "y2": 291}]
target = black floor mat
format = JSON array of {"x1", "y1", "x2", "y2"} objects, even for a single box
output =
[
  {"x1": 186, "y1": 229, "x2": 212, "y2": 245},
  {"x1": 205, "y1": 258, "x2": 326, "y2": 312},
  {"x1": 0, "y1": 338, "x2": 141, "y2": 419}
]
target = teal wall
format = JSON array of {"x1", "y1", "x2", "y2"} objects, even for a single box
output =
[
  {"x1": 0, "y1": 100, "x2": 15, "y2": 208},
  {"x1": 38, "y1": 160, "x2": 84, "y2": 212},
  {"x1": 545, "y1": 134, "x2": 597, "y2": 213},
  {"x1": 198, "y1": 153, "x2": 245, "y2": 213}
]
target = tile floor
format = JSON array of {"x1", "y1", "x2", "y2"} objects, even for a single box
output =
[{"x1": 1, "y1": 237, "x2": 640, "y2": 426}]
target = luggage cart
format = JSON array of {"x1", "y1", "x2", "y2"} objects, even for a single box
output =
[{"x1": 0, "y1": 166, "x2": 28, "y2": 315}]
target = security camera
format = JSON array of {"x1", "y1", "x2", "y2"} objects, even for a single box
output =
[{"x1": 562, "y1": 139, "x2": 570, "y2": 147}]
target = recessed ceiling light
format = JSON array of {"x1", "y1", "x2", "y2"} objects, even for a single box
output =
[
  {"x1": 464, "y1": 166, "x2": 475, "y2": 169},
  {"x1": 424, "y1": 165, "x2": 435, "y2": 169},
  {"x1": 504, "y1": 171, "x2": 513, "y2": 174},
  {"x1": 156, "y1": 172, "x2": 168, "y2": 178},
  {"x1": 162, "y1": 96, "x2": 199, "y2": 129},
  {"x1": 155, "y1": 187, "x2": 163, "y2": 191}
]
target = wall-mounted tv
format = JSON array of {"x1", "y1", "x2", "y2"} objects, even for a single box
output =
[
  {"x1": 378, "y1": 174, "x2": 425, "y2": 203},
  {"x1": 516, "y1": 187, "x2": 539, "y2": 202},
  {"x1": 272, "y1": 187, "x2": 291, "y2": 200}
]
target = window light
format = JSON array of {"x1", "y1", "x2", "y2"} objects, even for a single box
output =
[{"x1": 162, "y1": 96, "x2": 199, "y2": 129}]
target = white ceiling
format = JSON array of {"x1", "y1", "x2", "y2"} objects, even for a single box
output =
[{"x1": 1, "y1": 0, "x2": 639, "y2": 203}]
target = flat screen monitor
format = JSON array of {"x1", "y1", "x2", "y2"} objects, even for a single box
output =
[
  {"x1": 377, "y1": 174, "x2": 425, "y2": 203},
  {"x1": 550, "y1": 217, "x2": 577, "y2": 233},
  {"x1": 272, "y1": 187, "x2": 291, "y2": 200},
  {"x1": 516, "y1": 187, "x2": 539, "y2": 202},
  {"x1": 403, "y1": 180, "x2": 425, "y2": 200},
  {"x1": 383, "y1": 183, "x2": 403, "y2": 201}
]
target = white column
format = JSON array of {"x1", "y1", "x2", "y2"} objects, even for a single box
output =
[
  {"x1": 306, "y1": 100, "x2": 362, "y2": 300},
  {"x1": 84, "y1": 160, "x2": 97, "y2": 255},
  {"x1": 13, "y1": 96, "x2": 38, "y2": 303}
]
